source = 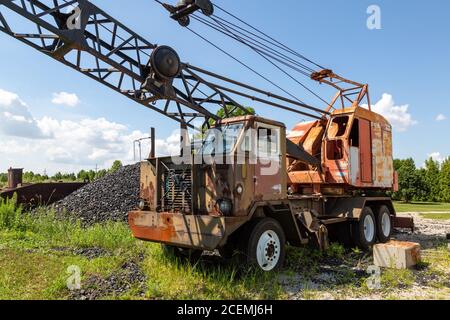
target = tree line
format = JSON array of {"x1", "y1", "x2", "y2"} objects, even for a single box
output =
[
  {"x1": 0, "y1": 160, "x2": 123, "y2": 188},
  {"x1": 2, "y1": 155, "x2": 449, "y2": 204},
  {"x1": 390, "y1": 157, "x2": 450, "y2": 203}
]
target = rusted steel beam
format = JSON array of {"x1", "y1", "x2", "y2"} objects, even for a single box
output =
[{"x1": 393, "y1": 216, "x2": 415, "y2": 232}]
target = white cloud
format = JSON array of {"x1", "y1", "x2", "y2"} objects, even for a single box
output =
[
  {"x1": 0, "y1": 88, "x2": 47, "y2": 139},
  {"x1": 0, "y1": 88, "x2": 183, "y2": 174},
  {"x1": 436, "y1": 114, "x2": 447, "y2": 122},
  {"x1": 427, "y1": 152, "x2": 446, "y2": 164},
  {"x1": 51, "y1": 92, "x2": 80, "y2": 107},
  {"x1": 363, "y1": 94, "x2": 417, "y2": 132}
]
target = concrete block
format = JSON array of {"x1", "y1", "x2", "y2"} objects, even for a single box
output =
[
  {"x1": 447, "y1": 234, "x2": 450, "y2": 253},
  {"x1": 373, "y1": 241, "x2": 421, "y2": 270}
]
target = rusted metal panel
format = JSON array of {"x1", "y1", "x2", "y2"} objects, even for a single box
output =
[
  {"x1": 254, "y1": 122, "x2": 287, "y2": 201},
  {"x1": 288, "y1": 171, "x2": 325, "y2": 184},
  {"x1": 393, "y1": 216, "x2": 415, "y2": 232},
  {"x1": 359, "y1": 118, "x2": 373, "y2": 183},
  {"x1": 128, "y1": 211, "x2": 248, "y2": 250},
  {"x1": 233, "y1": 161, "x2": 255, "y2": 216},
  {"x1": 140, "y1": 161, "x2": 157, "y2": 210},
  {"x1": 287, "y1": 121, "x2": 318, "y2": 145},
  {"x1": 325, "y1": 196, "x2": 366, "y2": 219},
  {"x1": 303, "y1": 125, "x2": 324, "y2": 158}
]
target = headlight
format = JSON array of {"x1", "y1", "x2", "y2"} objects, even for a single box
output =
[
  {"x1": 217, "y1": 199, "x2": 233, "y2": 216},
  {"x1": 138, "y1": 199, "x2": 146, "y2": 210},
  {"x1": 235, "y1": 184, "x2": 243, "y2": 195}
]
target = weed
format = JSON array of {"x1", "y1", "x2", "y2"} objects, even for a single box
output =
[
  {"x1": 0, "y1": 194, "x2": 25, "y2": 231},
  {"x1": 380, "y1": 268, "x2": 415, "y2": 289}
]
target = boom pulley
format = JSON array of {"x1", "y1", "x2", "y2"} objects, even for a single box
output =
[{"x1": 0, "y1": 0, "x2": 330, "y2": 130}]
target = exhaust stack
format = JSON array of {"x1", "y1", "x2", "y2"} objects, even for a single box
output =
[{"x1": 7, "y1": 168, "x2": 23, "y2": 189}]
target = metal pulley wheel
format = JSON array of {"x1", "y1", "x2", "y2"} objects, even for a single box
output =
[
  {"x1": 177, "y1": 15, "x2": 190, "y2": 27},
  {"x1": 197, "y1": 0, "x2": 214, "y2": 16},
  {"x1": 150, "y1": 45, "x2": 181, "y2": 80}
]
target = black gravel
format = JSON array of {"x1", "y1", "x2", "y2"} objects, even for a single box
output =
[
  {"x1": 68, "y1": 261, "x2": 147, "y2": 300},
  {"x1": 52, "y1": 246, "x2": 112, "y2": 260},
  {"x1": 54, "y1": 164, "x2": 140, "y2": 225}
]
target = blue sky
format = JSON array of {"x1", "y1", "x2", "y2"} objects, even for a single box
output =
[{"x1": 0, "y1": 0, "x2": 449, "y2": 174}]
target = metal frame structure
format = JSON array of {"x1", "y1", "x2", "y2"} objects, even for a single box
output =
[
  {"x1": 0, "y1": 0, "x2": 329, "y2": 130},
  {"x1": 311, "y1": 69, "x2": 371, "y2": 113}
]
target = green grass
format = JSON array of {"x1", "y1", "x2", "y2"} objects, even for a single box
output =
[
  {"x1": 419, "y1": 213, "x2": 450, "y2": 220},
  {"x1": 0, "y1": 202, "x2": 287, "y2": 300},
  {"x1": 1, "y1": 199, "x2": 449, "y2": 300},
  {"x1": 394, "y1": 201, "x2": 450, "y2": 213}
]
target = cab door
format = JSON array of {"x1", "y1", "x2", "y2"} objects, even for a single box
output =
[{"x1": 254, "y1": 123, "x2": 283, "y2": 200}]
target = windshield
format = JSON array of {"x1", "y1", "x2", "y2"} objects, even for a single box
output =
[{"x1": 201, "y1": 123, "x2": 244, "y2": 156}]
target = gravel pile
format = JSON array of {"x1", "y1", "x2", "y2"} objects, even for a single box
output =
[{"x1": 54, "y1": 164, "x2": 140, "y2": 225}]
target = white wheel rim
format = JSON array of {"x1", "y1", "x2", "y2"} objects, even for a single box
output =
[
  {"x1": 256, "y1": 230, "x2": 280, "y2": 271},
  {"x1": 381, "y1": 212, "x2": 391, "y2": 237},
  {"x1": 363, "y1": 215, "x2": 375, "y2": 242}
]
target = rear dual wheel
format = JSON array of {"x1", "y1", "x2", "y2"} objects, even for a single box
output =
[
  {"x1": 376, "y1": 205, "x2": 393, "y2": 243},
  {"x1": 352, "y1": 206, "x2": 393, "y2": 249},
  {"x1": 352, "y1": 207, "x2": 377, "y2": 249}
]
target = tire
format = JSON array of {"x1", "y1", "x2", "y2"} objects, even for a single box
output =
[
  {"x1": 161, "y1": 244, "x2": 203, "y2": 262},
  {"x1": 351, "y1": 207, "x2": 377, "y2": 250},
  {"x1": 376, "y1": 205, "x2": 393, "y2": 243},
  {"x1": 242, "y1": 218, "x2": 286, "y2": 272}
]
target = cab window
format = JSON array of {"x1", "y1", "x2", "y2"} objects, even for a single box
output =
[
  {"x1": 328, "y1": 116, "x2": 350, "y2": 139},
  {"x1": 258, "y1": 126, "x2": 279, "y2": 156}
]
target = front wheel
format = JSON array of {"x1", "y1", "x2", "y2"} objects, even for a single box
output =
[{"x1": 242, "y1": 218, "x2": 286, "y2": 272}]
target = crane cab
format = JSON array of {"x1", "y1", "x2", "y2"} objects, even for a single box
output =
[{"x1": 287, "y1": 106, "x2": 396, "y2": 195}]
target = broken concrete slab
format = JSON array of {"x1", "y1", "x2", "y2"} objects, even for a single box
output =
[{"x1": 373, "y1": 241, "x2": 421, "y2": 270}]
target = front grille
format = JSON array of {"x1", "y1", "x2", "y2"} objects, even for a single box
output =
[{"x1": 162, "y1": 169, "x2": 192, "y2": 212}]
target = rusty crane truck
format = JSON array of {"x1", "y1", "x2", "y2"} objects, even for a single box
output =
[{"x1": 0, "y1": 0, "x2": 411, "y2": 271}]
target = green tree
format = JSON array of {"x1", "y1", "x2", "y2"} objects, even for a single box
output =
[
  {"x1": 216, "y1": 106, "x2": 255, "y2": 119},
  {"x1": 110, "y1": 160, "x2": 123, "y2": 173},
  {"x1": 77, "y1": 170, "x2": 89, "y2": 181},
  {"x1": 424, "y1": 158, "x2": 441, "y2": 202},
  {"x1": 208, "y1": 106, "x2": 256, "y2": 127},
  {"x1": 53, "y1": 172, "x2": 63, "y2": 181},
  {"x1": 439, "y1": 157, "x2": 450, "y2": 202},
  {"x1": 0, "y1": 173, "x2": 7, "y2": 188},
  {"x1": 396, "y1": 158, "x2": 423, "y2": 203},
  {"x1": 96, "y1": 169, "x2": 108, "y2": 179},
  {"x1": 87, "y1": 170, "x2": 96, "y2": 182}
]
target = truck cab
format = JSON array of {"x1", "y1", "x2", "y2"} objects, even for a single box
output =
[{"x1": 128, "y1": 116, "x2": 291, "y2": 255}]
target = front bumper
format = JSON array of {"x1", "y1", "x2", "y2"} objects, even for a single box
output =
[{"x1": 128, "y1": 211, "x2": 246, "y2": 251}]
